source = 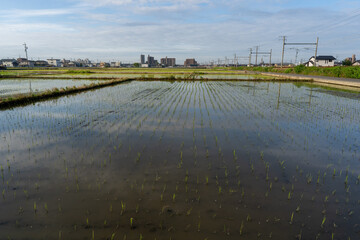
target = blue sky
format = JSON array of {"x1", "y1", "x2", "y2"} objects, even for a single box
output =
[{"x1": 1, "y1": 0, "x2": 359, "y2": 63}]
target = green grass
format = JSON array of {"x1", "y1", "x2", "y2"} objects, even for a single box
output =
[
  {"x1": 3, "y1": 66, "x2": 360, "y2": 79},
  {"x1": 231, "y1": 66, "x2": 360, "y2": 79},
  {"x1": 66, "y1": 70, "x2": 94, "y2": 74}
]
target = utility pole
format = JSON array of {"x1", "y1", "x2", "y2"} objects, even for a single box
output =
[
  {"x1": 314, "y1": 37, "x2": 319, "y2": 67},
  {"x1": 23, "y1": 43, "x2": 28, "y2": 60},
  {"x1": 269, "y1": 49, "x2": 272, "y2": 66},
  {"x1": 255, "y1": 46, "x2": 259, "y2": 66},
  {"x1": 249, "y1": 47, "x2": 272, "y2": 66},
  {"x1": 281, "y1": 36, "x2": 286, "y2": 68},
  {"x1": 23, "y1": 43, "x2": 30, "y2": 68},
  {"x1": 281, "y1": 37, "x2": 319, "y2": 67},
  {"x1": 249, "y1": 48, "x2": 252, "y2": 67}
]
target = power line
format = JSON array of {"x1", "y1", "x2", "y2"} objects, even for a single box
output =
[
  {"x1": 248, "y1": 47, "x2": 272, "y2": 66},
  {"x1": 280, "y1": 37, "x2": 319, "y2": 67}
]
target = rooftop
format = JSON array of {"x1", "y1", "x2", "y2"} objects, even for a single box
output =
[{"x1": 311, "y1": 56, "x2": 336, "y2": 60}]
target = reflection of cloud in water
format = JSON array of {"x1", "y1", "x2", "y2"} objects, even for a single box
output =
[{"x1": 0, "y1": 81, "x2": 359, "y2": 239}]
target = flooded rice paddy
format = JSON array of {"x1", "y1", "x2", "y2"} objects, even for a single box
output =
[
  {"x1": 0, "y1": 79, "x2": 103, "y2": 98},
  {"x1": 0, "y1": 81, "x2": 360, "y2": 240},
  {"x1": 37, "y1": 74, "x2": 264, "y2": 80}
]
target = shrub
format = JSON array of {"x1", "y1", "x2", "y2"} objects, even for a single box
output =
[
  {"x1": 294, "y1": 65, "x2": 306, "y2": 74},
  {"x1": 342, "y1": 59, "x2": 352, "y2": 66}
]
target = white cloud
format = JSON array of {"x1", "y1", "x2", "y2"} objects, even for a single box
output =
[{"x1": 0, "y1": 0, "x2": 359, "y2": 62}]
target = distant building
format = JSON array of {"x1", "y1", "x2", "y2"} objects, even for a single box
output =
[
  {"x1": 344, "y1": 54, "x2": 356, "y2": 65},
  {"x1": 161, "y1": 57, "x2": 176, "y2": 67},
  {"x1": 305, "y1": 56, "x2": 336, "y2": 67},
  {"x1": 353, "y1": 60, "x2": 360, "y2": 66},
  {"x1": 68, "y1": 61, "x2": 79, "y2": 68},
  {"x1": 184, "y1": 58, "x2": 198, "y2": 67},
  {"x1": 110, "y1": 62, "x2": 121, "y2": 68},
  {"x1": 147, "y1": 55, "x2": 157, "y2": 67},
  {"x1": 34, "y1": 60, "x2": 49, "y2": 67},
  {"x1": 17, "y1": 58, "x2": 35, "y2": 68},
  {"x1": 47, "y1": 58, "x2": 61, "y2": 67},
  {"x1": 61, "y1": 59, "x2": 70, "y2": 67},
  {"x1": 0, "y1": 59, "x2": 18, "y2": 68},
  {"x1": 75, "y1": 58, "x2": 92, "y2": 67},
  {"x1": 140, "y1": 54, "x2": 145, "y2": 64},
  {"x1": 99, "y1": 62, "x2": 110, "y2": 68}
]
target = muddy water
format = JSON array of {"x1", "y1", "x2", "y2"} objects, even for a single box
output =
[{"x1": 0, "y1": 81, "x2": 359, "y2": 240}]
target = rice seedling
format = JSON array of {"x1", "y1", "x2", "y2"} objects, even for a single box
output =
[
  {"x1": 130, "y1": 218, "x2": 135, "y2": 229},
  {"x1": 121, "y1": 201, "x2": 126, "y2": 215},
  {"x1": 0, "y1": 80, "x2": 359, "y2": 239},
  {"x1": 33, "y1": 201, "x2": 37, "y2": 214},
  {"x1": 290, "y1": 212, "x2": 294, "y2": 224},
  {"x1": 111, "y1": 233, "x2": 116, "y2": 240},
  {"x1": 321, "y1": 216, "x2": 326, "y2": 228},
  {"x1": 44, "y1": 203, "x2": 48, "y2": 214},
  {"x1": 239, "y1": 221, "x2": 244, "y2": 235}
]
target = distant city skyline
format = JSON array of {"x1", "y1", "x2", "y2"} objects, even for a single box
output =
[{"x1": 1, "y1": 0, "x2": 360, "y2": 63}]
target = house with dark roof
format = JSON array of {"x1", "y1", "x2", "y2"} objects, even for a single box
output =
[
  {"x1": 0, "y1": 59, "x2": 18, "y2": 68},
  {"x1": 17, "y1": 58, "x2": 35, "y2": 68},
  {"x1": 305, "y1": 56, "x2": 336, "y2": 67},
  {"x1": 34, "y1": 60, "x2": 49, "y2": 67},
  {"x1": 352, "y1": 60, "x2": 360, "y2": 66}
]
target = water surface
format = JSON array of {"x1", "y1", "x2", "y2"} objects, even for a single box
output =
[
  {"x1": 0, "y1": 81, "x2": 359, "y2": 240},
  {"x1": 0, "y1": 79, "x2": 102, "y2": 98}
]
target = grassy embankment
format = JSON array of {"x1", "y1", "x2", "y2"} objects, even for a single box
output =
[
  {"x1": 230, "y1": 65, "x2": 360, "y2": 79},
  {"x1": 1, "y1": 68, "x2": 274, "y2": 80},
  {"x1": 2, "y1": 66, "x2": 360, "y2": 79}
]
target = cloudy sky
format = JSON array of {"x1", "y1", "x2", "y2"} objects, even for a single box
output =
[{"x1": 0, "y1": 0, "x2": 359, "y2": 64}]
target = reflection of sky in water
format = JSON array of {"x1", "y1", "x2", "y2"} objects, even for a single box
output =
[
  {"x1": 1, "y1": 81, "x2": 359, "y2": 170},
  {"x1": 0, "y1": 78, "x2": 102, "y2": 97},
  {"x1": 0, "y1": 81, "x2": 359, "y2": 240},
  {"x1": 37, "y1": 73, "x2": 263, "y2": 80}
]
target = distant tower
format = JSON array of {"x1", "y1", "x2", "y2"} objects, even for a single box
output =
[
  {"x1": 23, "y1": 43, "x2": 29, "y2": 67},
  {"x1": 23, "y1": 43, "x2": 28, "y2": 60},
  {"x1": 352, "y1": 54, "x2": 356, "y2": 64},
  {"x1": 140, "y1": 54, "x2": 145, "y2": 64}
]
